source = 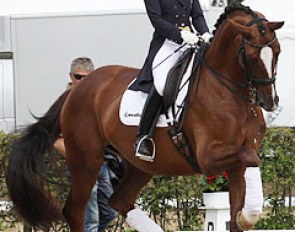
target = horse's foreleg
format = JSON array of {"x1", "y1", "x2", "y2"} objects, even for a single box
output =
[
  {"x1": 200, "y1": 142, "x2": 260, "y2": 176},
  {"x1": 228, "y1": 167, "x2": 263, "y2": 232},
  {"x1": 236, "y1": 167, "x2": 263, "y2": 231},
  {"x1": 201, "y1": 142, "x2": 263, "y2": 232},
  {"x1": 228, "y1": 168, "x2": 245, "y2": 232}
]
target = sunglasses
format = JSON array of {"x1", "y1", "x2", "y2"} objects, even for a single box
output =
[{"x1": 73, "y1": 73, "x2": 87, "y2": 80}]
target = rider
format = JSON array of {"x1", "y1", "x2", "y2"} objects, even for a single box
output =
[{"x1": 129, "y1": 0, "x2": 212, "y2": 162}]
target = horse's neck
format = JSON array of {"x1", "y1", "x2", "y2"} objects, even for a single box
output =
[
  {"x1": 188, "y1": 34, "x2": 249, "y2": 117},
  {"x1": 200, "y1": 30, "x2": 249, "y2": 97},
  {"x1": 205, "y1": 36, "x2": 241, "y2": 76}
]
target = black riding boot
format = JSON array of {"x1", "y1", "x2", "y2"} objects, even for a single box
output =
[{"x1": 135, "y1": 86, "x2": 163, "y2": 162}]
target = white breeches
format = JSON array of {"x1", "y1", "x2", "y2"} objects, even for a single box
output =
[{"x1": 152, "y1": 39, "x2": 188, "y2": 96}]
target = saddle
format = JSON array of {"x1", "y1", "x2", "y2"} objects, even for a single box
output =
[{"x1": 163, "y1": 47, "x2": 194, "y2": 111}]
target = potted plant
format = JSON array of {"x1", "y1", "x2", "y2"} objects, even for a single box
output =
[
  {"x1": 197, "y1": 172, "x2": 230, "y2": 231},
  {"x1": 197, "y1": 172, "x2": 229, "y2": 206}
]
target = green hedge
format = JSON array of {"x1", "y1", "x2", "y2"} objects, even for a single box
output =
[
  {"x1": 257, "y1": 127, "x2": 295, "y2": 229},
  {"x1": 0, "y1": 132, "x2": 19, "y2": 231},
  {"x1": 0, "y1": 128, "x2": 294, "y2": 231}
]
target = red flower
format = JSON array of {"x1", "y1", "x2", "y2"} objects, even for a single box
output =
[{"x1": 196, "y1": 172, "x2": 229, "y2": 193}]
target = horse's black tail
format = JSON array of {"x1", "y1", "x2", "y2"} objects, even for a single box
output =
[{"x1": 6, "y1": 89, "x2": 71, "y2": 231}]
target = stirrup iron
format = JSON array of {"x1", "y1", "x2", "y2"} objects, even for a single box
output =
[{"x1": 135, "y1": 135, "x2": 156, "y2": 162}]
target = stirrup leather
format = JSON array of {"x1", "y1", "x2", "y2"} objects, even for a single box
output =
[{"x1": 135, "y1": 135, "x2": 156, "y2": 162}]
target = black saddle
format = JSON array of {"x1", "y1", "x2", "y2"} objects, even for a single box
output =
[{"x1": 162, "y1": 48, "x2": 194, "y2": 111}]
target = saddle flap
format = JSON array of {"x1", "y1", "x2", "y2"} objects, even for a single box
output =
[{"x1": 163, "y1": 48, "x2": 194, "y2": 111}]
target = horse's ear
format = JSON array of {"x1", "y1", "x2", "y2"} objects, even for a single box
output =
[
  {"x1": 225, "y1": 19, "x2": 251, "y2": 38},
  {"x1": 269, "y1": 21, "x2": 284, "y2": 31}
]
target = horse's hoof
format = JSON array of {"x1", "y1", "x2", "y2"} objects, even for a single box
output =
[{"x1": 236, "y1": 211, "x2": 256, "y2": 231}]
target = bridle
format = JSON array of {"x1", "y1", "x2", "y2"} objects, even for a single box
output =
[
  {"x1": 200, "y1": 16, "x2": 279, "y2": 105},
  {"x1": 239, "y1": 17, "x2": 279, "y2": 105},
  {"x1": 240, "y1": 17, "x2": 278, "y2": 86}
]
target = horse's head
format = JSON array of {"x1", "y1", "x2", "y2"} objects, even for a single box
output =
[{"x1": 210, "y1": 5, "x2": 284, "y2": 112}]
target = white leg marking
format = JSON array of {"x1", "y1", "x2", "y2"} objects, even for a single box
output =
[
  {"x1": 242, "y1": 167, "x2": 264, "y2": 224},
  {"x1": 126, "y1": 208, "x2": 164, "y2": 232}
]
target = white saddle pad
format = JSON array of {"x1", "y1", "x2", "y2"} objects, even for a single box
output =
[
  {"x1": 119, "y1": 89, "x2": 171, "y2": 127},
  {"x1": 119, "y1": 53, "x2": 195, "y2": 127},
  {"x1": 119, "y1": 86, "x2": 189, "y2": 127}
]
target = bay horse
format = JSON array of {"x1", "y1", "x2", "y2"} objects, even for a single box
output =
[{"x1": 6, "y1": 4, "x2": 284, "y2": 232}]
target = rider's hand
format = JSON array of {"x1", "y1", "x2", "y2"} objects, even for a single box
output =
[
  {"x1": 201, "y1": 32, "x2": 212, "y2": 43},
  {"x1": 180, "y1": 30, "x2": 199, "y2": 46}
]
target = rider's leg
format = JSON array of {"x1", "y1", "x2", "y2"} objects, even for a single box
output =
[
  {"x1": 135, "y1": 39, "x2": 187, "y2": 162},
  {"x1": 135, "y1": 86, "x2": 162, "y2": 161}
]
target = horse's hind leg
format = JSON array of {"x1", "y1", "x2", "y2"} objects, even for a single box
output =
[
  {"x1": 109, "y1": 162, "x2": 153, "y2": 215},
  {"x1": 62, "y1": 130, "x2": 104, "y2": 232},
  {"x1": 109, "y1": 163, "x2": 163, "y2": 231}
]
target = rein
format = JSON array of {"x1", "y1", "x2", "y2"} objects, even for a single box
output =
[{"x1": 199, "y1": 57, "x2": 255, "y2": 104}]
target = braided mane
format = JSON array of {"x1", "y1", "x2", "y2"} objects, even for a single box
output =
[{"x1": 212, "y1": 4, "x2": 258, "y2": 35}]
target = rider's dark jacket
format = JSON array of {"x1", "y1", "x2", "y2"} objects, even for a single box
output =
[{"x1": 129, "y1": 0, "x2": 209, "y2": 93}]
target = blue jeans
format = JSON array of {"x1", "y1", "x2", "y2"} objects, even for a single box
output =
[{"x1": 84, "y1": 164, "x2": 117, "y2": 232}]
